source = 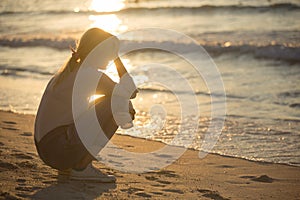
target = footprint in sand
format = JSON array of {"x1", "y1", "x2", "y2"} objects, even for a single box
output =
[
  {"x1": 157, "y1": 170, "x2": 179, "y2": 178},
  {"x1": 0, "y1": 160, "x2": 19, "y2": 170},
  {"x1": 197, "y1": 189, "x2": 230, "y2": 200},
  {"x1": 42, "y1": 180, "x2": 56, "y2": 184},
  {"x1": 217, "y1": 165, "x2": 235, "y2": 168},
  {"x1": 240, "y1": 175, "x2": 275, "y2": 183},
  {"x1": 16, "y1": 161, "x2": 37, "y2": 169},
  {"x1": 135, "y1": 192, "x2": 152, "y2": 198},
  {"x1": 11, "y1": 153, "x2": 33, "y2": 160},
  {"x1": 2, "y1": 127, "x2": 19, "y2": 131},
  {"x1": 15, "y1": 186, "x2": 42, "y2": 192},
  {"x1": 162, "y1": 189, "x2": 184, "y2": 194},
  {"x1": 125, "y1": 145, "x2": 134, "y2": 148},
  {"x1": 16, "y1": 193, "x2": 31, "y2": 199},
  {"x1": 20, "y1": 132, "x2": 33, "y2": 136},
  {"x1": 1, "y1": 121, "x2": 19, "y2": 131},
  {"x1": 252, "y1": 175, "x2": 275, "y2": 183},
  {"x1": 145, "y1": 175, "x2": 171, "y2": 185},
  {"x1": 16, "y1": 178, "x2": 26, "y2": 183},
  {"x1": 0, "y1": 192, "x2": 19, "y2": 200},
  {"x1": 120, "y1": 187, "x2": 153, "y2": 198},
  {"x1": 151, "y1": 191, "x2": 164, "y2": 195},
  {"x1": 146, "y1": 170, "x2": 179, "y2": 188},
  {"x1": 26, "y1": 152, "x2": 38, "y2": 158},
  {"x1": 145, "y1": 175, "x2": 158, "y2": 181},
  {"x1": 151, "y1": 184, "x2": 166, "y2": 188},
  {"x1": 156, "y1": 180, "x2": 171, "y2": 185},
  {"x1": 120, "y1": 187, "x2": 144, "y2": 195},
  {"x1": 2, "y1": 121, "x2": 17, "y2": 125}
]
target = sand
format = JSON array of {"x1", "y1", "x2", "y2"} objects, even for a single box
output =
[{"x1": 0, "y1": 110, "x2": 299, "y2": 200}]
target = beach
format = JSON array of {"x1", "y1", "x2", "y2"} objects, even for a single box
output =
[
  {"x1": 0, "y1": 110, "x2": 299, "y2": 199},
  {"x1": 1, "y1": 0, "x2": 300, "y2": 199},
  {"x1": 1, "y1": 0, "x2": 300, "y2": 166}
]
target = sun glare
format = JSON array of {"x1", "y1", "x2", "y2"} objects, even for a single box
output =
[
  {"x1": 89, "y1": 14, "x2": 127, "y2": 34},
  {"x1": 88, "y1": 0, "x2": 127, "y2": 34},
  {"x1": 97, "y1": 58, "x2": 132, "y2": 82},
  {"x1": 89, "y1": 0, "x2": 125, "y2": 12},
  {"x1": 89, "y1": 94, "x2": 105, "y2": 103}
]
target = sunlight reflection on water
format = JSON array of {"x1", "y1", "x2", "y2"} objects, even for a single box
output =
[
  {"x1": 88, "y1": 0, "x2": 127, "y2": 33},
  {"x1": 89, "y1": 0, "x2": 125, "y2": 12}
]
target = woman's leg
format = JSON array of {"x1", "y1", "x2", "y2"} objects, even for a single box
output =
[
  {"x1": 73, "y1": 97, "x2": 118, "y2": 170},
  {"x1": 73, "y1": 153, "x2": 95, "y2": 170},
  {"x1": 94, "y1": 96, "x2": 118, "y2": 140}
]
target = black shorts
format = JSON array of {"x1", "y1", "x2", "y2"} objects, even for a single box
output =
[{"x1": 35, "y1": 124, "x2": 94, "y2": 171}]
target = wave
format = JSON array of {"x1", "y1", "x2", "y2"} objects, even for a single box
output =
[
  {"x1": 120, "y1": 3, "x2": 300, "y2": 14},
  {"x1": 138, "y1": 87, "x2": 246, "y2": 100},
  {"x1": 0, "y1": 37, "x2": 74, "y2": 50},
  {"x1": 205, "y1": 44, "x2": 300, "y2": 63},
  {"x1": 1, "y1": 3, "x2": 299, "y2": 16},
  {"x1": 0, "y1": 65, "x2": 53, "y2": 78},
  {"x1": 1, "y1": 33, "x2": 299, "y2": 63},
  {"x1": 278, "y1": 90, "x2": 300, "y2": 98}
]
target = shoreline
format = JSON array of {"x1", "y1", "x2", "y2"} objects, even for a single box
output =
[
  {"x1": 2, "y1": 109, "x2": 299, "y2": 168},
  {"x1": 0, "y1": 110, "x2": 300, "y2": 199}
]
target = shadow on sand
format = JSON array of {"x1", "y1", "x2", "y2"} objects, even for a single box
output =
[{"x1": 30, "y1": 179, "x2": 116, "y2": 199}]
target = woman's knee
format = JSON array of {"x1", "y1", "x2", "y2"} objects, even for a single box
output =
[
  {"x1": 95, "y1": 97, "x2": 113, "y2": 118},
  {"x1": 94, "y1": 97, "x2": 118, "y2": 138}
]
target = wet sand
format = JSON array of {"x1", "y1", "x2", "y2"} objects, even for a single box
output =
[{"x1": 0, "y1": 110, "x2": 299, "y2": 199}]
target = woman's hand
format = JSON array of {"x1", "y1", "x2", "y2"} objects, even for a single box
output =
[
  {"x1": 129, "y1": 101, "x2": 136, "y2": 120},
  {"x1": 115, "y1": 57, "x2": 138, "y2": 99},
  {"x1": 130, "y1": 89, "x2": 138, "y2": 99}
]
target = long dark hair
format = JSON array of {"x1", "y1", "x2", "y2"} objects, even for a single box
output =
[{"x1": 52, "y1": 28, "x2": 115, "y2": 88}]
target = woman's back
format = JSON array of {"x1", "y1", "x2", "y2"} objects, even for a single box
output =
[{"x1": 35, "y1": 68, "x2": 79, "y2": 142}]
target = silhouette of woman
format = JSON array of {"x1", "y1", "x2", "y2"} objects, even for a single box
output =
[{"x1": 34, "y1": 28, "x2": 137, "y2": 182}]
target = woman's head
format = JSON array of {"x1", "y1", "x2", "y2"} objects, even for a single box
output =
[
  {"x1": 53, "y1": 28, "x2": 119, "y2": 87},
  {"x1": 76, "y1": 28, "x2": 119, "y2": 64}
]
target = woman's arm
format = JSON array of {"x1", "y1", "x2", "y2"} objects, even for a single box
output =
[
  {"x1": 114, "y1": 57, "x2": 138, "y2": 99},
  {"x1": 114, "y1": 57, "x2": 128, "y2": 78}
]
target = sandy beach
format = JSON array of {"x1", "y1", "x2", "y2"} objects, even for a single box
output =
[
  {"x1": 0, "y1": 110, "x2": 299, "y2": 200},
  {"x1": 1, "y1": 0, "x2": 300, "y2": 199}
]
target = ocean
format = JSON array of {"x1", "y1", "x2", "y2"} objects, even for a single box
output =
[{"x1": 0, "y1": 0, "x2": 299, "y2": 166}]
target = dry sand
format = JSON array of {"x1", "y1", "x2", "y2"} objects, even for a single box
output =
[{"x1": 0, "y1": 110, "x2": 299, "y2": 199}]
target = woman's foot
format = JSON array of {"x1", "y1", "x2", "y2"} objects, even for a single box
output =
[{"x1": 70, "y1": 163, "x2": 116, "y2": 182}]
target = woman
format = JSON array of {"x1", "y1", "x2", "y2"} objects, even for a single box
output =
[{"x1": 34, "y1": 28, "x2": 137, "y2": 182}]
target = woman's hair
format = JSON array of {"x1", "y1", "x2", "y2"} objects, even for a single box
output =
[{"x1": 52, "y1": 28, "x2": 115, "y2": 87}]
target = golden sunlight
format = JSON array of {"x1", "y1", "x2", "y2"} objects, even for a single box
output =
[
  {"x1": 89, "y1": 94, "x2": 105, "y2": 103},
  {"x1": 89, "y1": 0, "x2": 125, "y2": 12},
  {"x1": 89, "y1": 14, "x2": 127, "y2": 34},
  {"x1": 97, "y1": 58, "x2": 132, "y2": 82}
]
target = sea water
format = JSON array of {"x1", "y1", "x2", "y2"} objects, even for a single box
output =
[{"x1": 0, "y1": 0, "x2": 299, "y2": 166}]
